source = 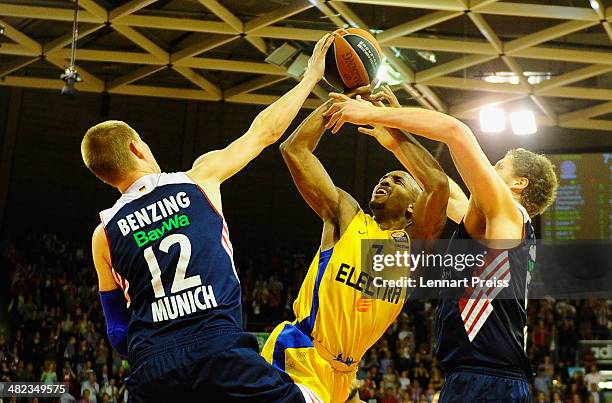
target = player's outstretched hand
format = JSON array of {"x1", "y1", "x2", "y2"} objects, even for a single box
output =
[
  {"x1": 323, "y1": 93, "x2": 376, "y2": 133},
  {"x1": 357, "y1": 125, "x2": 400, "y2": 151},
  {"x1": 346, "y1": 84, "x2": 374, "y2": 100},
  {"x1": 304, "y1": 34, "x2": 335, "y2": 83},
  {"x1": 370, "y1": 85, "x2": 401, "y2": 108}
]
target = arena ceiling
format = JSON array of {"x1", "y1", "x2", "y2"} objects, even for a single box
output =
[{"x1": 0, "y1": 0, "x2": 611, "y2": 132}]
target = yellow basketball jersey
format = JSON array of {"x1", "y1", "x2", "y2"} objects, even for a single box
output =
[{"x1": 293, "y1": 209, "x2": 409, "y2": 368}]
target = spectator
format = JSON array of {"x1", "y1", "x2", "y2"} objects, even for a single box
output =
[
  {"x1": 398, "y1": 370, "x2": 410, "y2": 392},
  {"x1": 535, "y1": 391, "x2": 549, "y2": 403},
  {"x1": 533, "y1": 319, "x2": 551, "y2": 359},
  {"x1": 80, "y1": 388, "x2": 92, "y2": 403},
  {"x1": 40, "y1": 360, "x2": 57, "y2": 384},
  {"x1": 380, "y1": 386, "x2": 399, "y2": 403},
  {"x1": 587, "y1": 383, "x2": 600, "y2": 403},
  {"x1": 81, "y1": 372, "x2": 99, "y2": 403},
  {"x1": 100, "y1": 378, "x2": 118, "y2": 403},
  {"x1": 382, "y1": 365, "x2": 398, "y2": 389},
  {"x1": 584, "y1": 365, "x2": 603, "y2": 393}
]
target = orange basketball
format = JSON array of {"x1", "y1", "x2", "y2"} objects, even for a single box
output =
[{"x1": 324, "y1": 28, "x2": 383, "y2": 91}]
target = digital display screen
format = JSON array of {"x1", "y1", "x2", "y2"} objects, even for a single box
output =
[{"x1": 542, "y1": 153, "x2": 612, "y2": 240}]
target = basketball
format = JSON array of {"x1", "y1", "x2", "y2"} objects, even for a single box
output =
[{"x1": 324, "y1": 28, "x2": 383, "y2": 91}]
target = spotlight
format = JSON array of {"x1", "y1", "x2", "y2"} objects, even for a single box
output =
[
  {"x1": 417, "y1": 50, "x2": 437, "y2": 64},
  {"x1": 479, "y1": 107, "x2": 505, "y2": 133},
  {"x1": 589, "y1": 0, "x2": 600, "y2": 11},
  {"x1": 286, "y1": 53, "x2": 310, "y2": 79},
  {"x1": 375, "y1": 59, "x2": 403, "y2": 86},
  {"x1": 510, "y1": 110, "x2": 537, "y2": 135},
  {"x1": 481, "y1": 71, "x2": 551, "y2": 85},
  {"x1": 60, "y1": 66, "x2": 81, "y2": 98},
  {"x1": 61, "y1": 0, "x2": 81, "y2": 97}
]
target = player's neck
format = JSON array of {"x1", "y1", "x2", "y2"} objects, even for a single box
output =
[
  {"x1": 374, "y1": 214, "x2": 410, "y2": 231},
  {"x1": 116, "y1": 169, "x2": 158, "y2": 193}
]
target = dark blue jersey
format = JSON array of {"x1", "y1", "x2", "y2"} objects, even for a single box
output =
[
  {"x1": 435, "y1": 203, "x2": 536, "y2": 379},
  {"x1": 100, "y1": 173, "x2": 242, "y2": 362}
]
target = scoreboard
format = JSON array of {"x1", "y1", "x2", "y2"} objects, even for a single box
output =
[{"x1": 542, "y1": 153, "x2": 612, "y2": 240}]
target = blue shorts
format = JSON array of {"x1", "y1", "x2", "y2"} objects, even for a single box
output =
[
  {"x1": 126, "y1": 332, "x2": 307, "y2": 403},
  {"x1": 439, "y1": 370, "x2": 530, "y2": 403}
]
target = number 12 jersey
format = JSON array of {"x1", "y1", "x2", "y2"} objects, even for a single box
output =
[{"x1": 100, "y1": 173, "x2": 242, "y2": 362}]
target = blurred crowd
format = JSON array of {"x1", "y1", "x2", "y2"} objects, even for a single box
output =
[{"x1": 0, "y1": 234, "x2": 610, "y2": 403}]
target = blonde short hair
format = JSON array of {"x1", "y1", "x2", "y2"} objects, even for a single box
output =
[{"x1": 81, "y1": 120, "x2": 139, "y2": 183}]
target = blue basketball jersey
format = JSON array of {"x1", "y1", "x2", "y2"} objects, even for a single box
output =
[
  {"x1": 100, "y1": 173, "x2": 243, "y2": 362},
  {"x1": 435, "y1": 203, "x2": 536, "y2": 379}
]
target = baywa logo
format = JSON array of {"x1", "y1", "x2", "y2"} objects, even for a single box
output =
[{"x1": 134, "y1": 214, "x2": 191, "y2": 247}]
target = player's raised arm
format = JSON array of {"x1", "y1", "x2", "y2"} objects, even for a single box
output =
[
  {"x1": 357, "y1": 120, "x2": 449, "y2": 239},
  {"x1": 324, "y1": 94, "x2": 522, "y2": 238},
  {"x1": 92, "y1": 225, "x2": 129, "y2": 356},
  {"x1": 446, "y1": 175, "x2": 470, "y2": 224},
  {"x1": 365, "y1": 86, "x2": 468, "y2": 225},
  {"x1": 279, "y1": 100, "x2": 359, "y2": 227},
  {"x1": 187, "y1": 34, "x2": 334, "y2": 186}
]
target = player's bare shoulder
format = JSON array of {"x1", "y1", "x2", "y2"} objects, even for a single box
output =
[
  {"x1": 185, "y1": 169, "x2": 224, "y2": 216},
  {"x1": 336, "y1": 188, "x2": 361, "y2": 232}
]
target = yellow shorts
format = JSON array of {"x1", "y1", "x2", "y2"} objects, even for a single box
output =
[{"x1": 261, "y1": 321, "x2": 357, "y2": 403}]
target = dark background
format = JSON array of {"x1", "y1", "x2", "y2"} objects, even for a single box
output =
[{"x1": 1, "y1": 86, "x2": 611, "y2": 248}]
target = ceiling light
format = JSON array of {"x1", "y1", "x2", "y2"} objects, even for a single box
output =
[
  {"x1": 590, "y1": 0, "x2": 600, "y2": 11},
  {"x1": 510, "y1": 110, "x2": 537, "y2": 135},
  {"x1": 526, "y1": 72, "x2": 552, "y2": 85},
  {"x1": 376, "y1": 59, "x2": 403, "y2": 86},
  {"x1": 479, "y1": 107, "x2": 505, "y2": 133},
  {"x1": 417, "y1": 50, "x2": 437, "y2": 64},
  {"x1": 482, "y1": 72, "x2": 551, "y2": 85},
  {"x1": 484, "y1": 72, "x2": 520, "y2": 85},
  {"x1": 286, "y1": 53, "x2": 310, "y2": 79}
]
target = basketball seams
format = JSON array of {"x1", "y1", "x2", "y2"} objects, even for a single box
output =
[
  {"x1": 346, "y1": 27, "x2": 383, "y2": 56},
  {"x1": 333, "y1": 35, "x2": 370, "y2": 89},
  {"x1": 344, "y1": 34, "x2": 381, "y2": 81},
  {"x1": 325, "y1": 28, "x2": 382, "y2": 91}
]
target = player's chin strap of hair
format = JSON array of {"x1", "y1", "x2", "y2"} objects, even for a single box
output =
[{"x1": 99, "y1": 289, "x2": 129, "y2": 356}]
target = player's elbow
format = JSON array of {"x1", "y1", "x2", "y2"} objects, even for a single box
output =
[
  {"x1": 445, "y1": 120, "x2": 473, "y2": 147},
  {"x1": 429, "y1": 170, "x2": 449, "y2": 192},
  {"x1": 427, "y1": 172, "x2": 450, "y2": 204},
  {"x1": 279, "y1": 137, "x2": 303, "y2": 160},
  {"x1": 279, "y1": 138, "x2": 291, "y2": 155}
]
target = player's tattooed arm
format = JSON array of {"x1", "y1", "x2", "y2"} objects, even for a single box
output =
[
  {"x1": 324, "y1": 95, "x2": 522, "y2": 239},
  {"x1": 280, "y1": 100, "x2": 359, "y2": 244},
  {"x1": 188, "y1": 33, "x2": 334, "y2": 186}
]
